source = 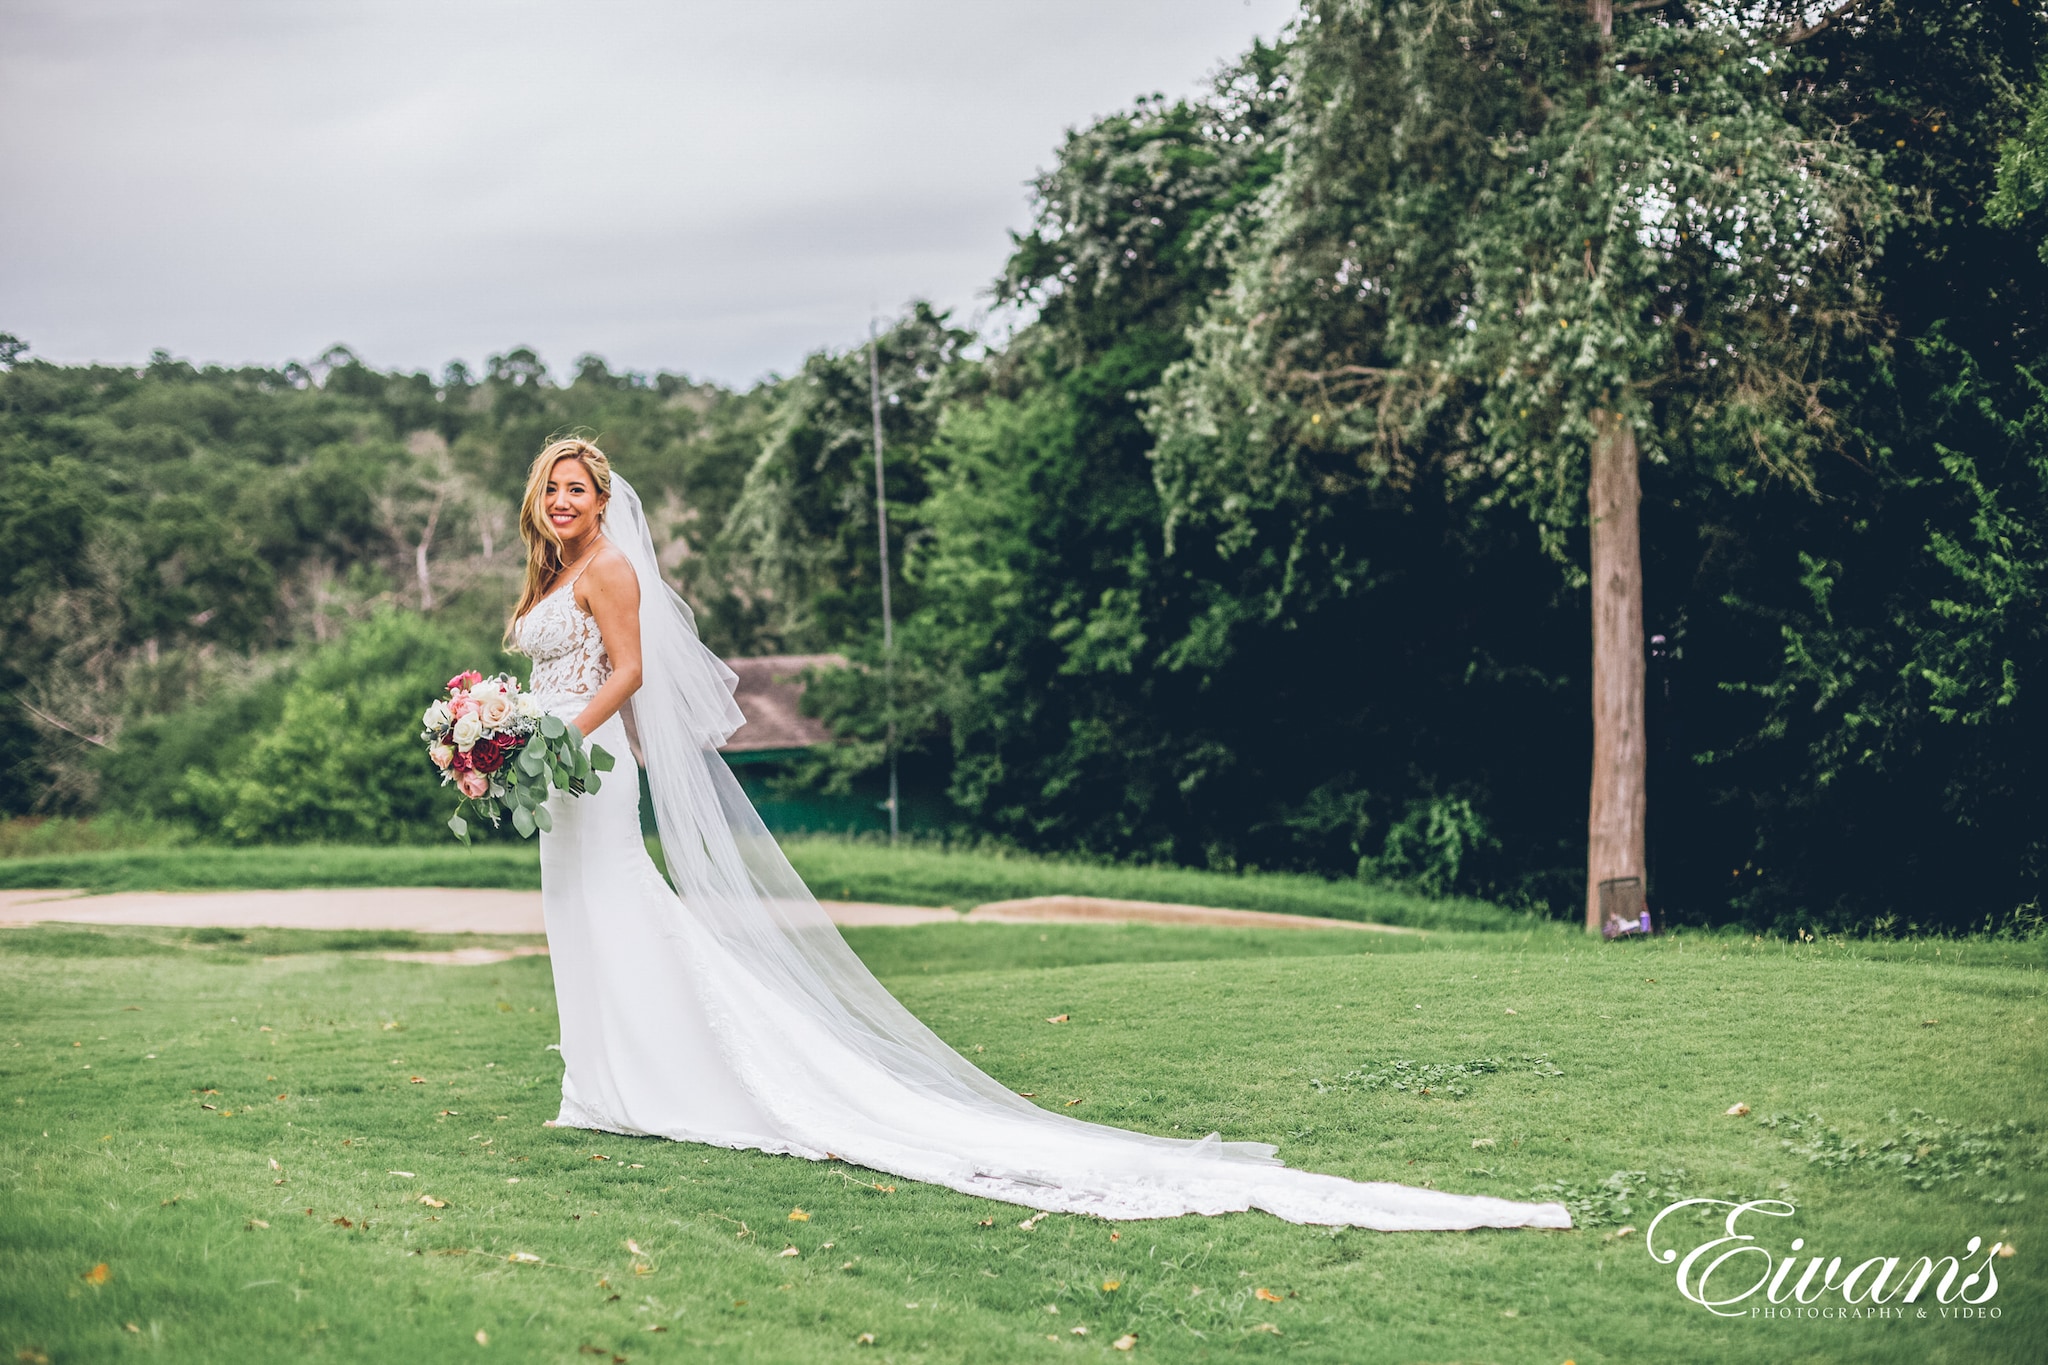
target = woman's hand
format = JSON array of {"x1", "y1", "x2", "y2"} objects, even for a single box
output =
[{"x1": 569, "y1": 545, "x2": 643, "y2": 737}]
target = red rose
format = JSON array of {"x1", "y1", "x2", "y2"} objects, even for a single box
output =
[{"x1": 468, "y1": 734, "x2": 520, "y2": 774}]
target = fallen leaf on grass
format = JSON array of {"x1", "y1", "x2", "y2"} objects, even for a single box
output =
[
  {"x1": 1922, "y1": 1019, "x2": 1940, "y2": 1028},
  {"x1": 625, "y1": 1239, "x2": 646, "y2": 1256},
  {"x1": 475, "y1": 1330, "x2": 488, "y2": 1345},
  {"x1": 1724, "y1": 1103, "x2": 1750, "y2": 1117},
  {"x1": 18, "y1": 1349, "x2": 49, "y2": 1364},
  {"x1": 123, "y1": 1323, "x2": 140, "y2": 1333},
  {"x1": 1113, "y1": 1334, "x2": 1137, "y2": 1351},
  {"x1": 1070, "y1": 1325, "x2": 1089, "y2": 1336},
  {"x1": 246, "y1": 1219, "x2": 270, "y2": 1230},
  {"x1": 1250, "y1": 1323, "x2": 1282, "y2": 1335},
  {"x1": 199, "y1": 1103, "x2": 217, "y2": 1111},
  {"x1": 82, "y1": 1263, "x2": 109, "y2": 1286},
  {"x1": 855, "y1": 1334, "x2": 876, "y2": 1346},
  {"x1": 1065, "y1": 1099, "x2": 1082, "y2": 1107},
  {"x1": 641, "y1": 1324, "x2": 666, "y2": 1333},
  {"x1": 1996, "y1": 1242, "x2": 2015, "y2": 1258},
  {"x1": 589, "y1": 1154, "x2": 610, "y2": 1162},
  {"x1": 1101, "y1": 1279, "x2": 1121, "y2": 1292},
  {"x1": 420, "y1": 1196, "x2": 447, "y2": 1209},
  {"x1": 1254, "y1": 1287, "x2": 1283, "y2": 1303},
  {"x1": 1018, "y1": 1212, "x2": 1048, "y2": 1230},
  {"x1": 1472, "y1": 1139, "x2": 1496, "y2": 1149},
  {"x1": 977, "y1": 1219, "x2": 994, "y2": 1227},
  {"x1": 1045, "y1": 1015, "x2": 1069, "y2": 1024},
  {"x1": 439, "y1": 1109, "x2": 459, "y2": 1116},
  {"x1": 1504, "y1": 1008, "x2": 1518, "y2": 1015},
  {"x1": 788, "y1": 1208, "x2": 809, "y2": 1221},
  {"x1": 778, "y1": 1246, "x2": 800, "y2": 1258},
  {"x1": 508, "y1": 1252, "x2": 542, "y2": 1264},
  {"x1": 333, "y1": 1217, "x2": 354, "y2": 1228},
  {"x1": 410, "y1": 1076, "x2": 426, "y2": 1084},
  {"x1": 1016, "y1": 1092, "x2": 1036, "y2": 1098},
  {"x1": 390, "y1": 1170, "x2": 416, "y2": 1178}
]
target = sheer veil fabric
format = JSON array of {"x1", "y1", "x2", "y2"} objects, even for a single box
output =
[{"x1": 526, "y1": 473, "x2": 1571, "y2": 1231}]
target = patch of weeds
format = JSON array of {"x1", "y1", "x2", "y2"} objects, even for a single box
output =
[
  {"x1": 1309, "y1": 1055, "x2": 1562, "y2": 1098},
  {"x1": 1525, "y1": 1169, "x2": 1692, "y2": 1227},
  {"x1": 1759, "y1": 1109, "x2": 2045, "y2": 1200}
]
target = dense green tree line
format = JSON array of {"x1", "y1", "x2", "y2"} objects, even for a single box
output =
[{"x1": 5, "y1": 1, "x2": 2047, "y2": 933}]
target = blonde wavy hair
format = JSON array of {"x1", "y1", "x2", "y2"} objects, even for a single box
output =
[{"x1": 511, "y1": 436, "x2": 613, "y2": 630}]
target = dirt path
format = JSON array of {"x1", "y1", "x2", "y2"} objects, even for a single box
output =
[{"x1": 0, "y1": 887, "x2": 1413, "y2": 956}]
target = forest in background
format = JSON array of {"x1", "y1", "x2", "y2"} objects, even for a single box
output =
[{"x1": 7, "y1": 0, "x2": 2048, "y2": 935}]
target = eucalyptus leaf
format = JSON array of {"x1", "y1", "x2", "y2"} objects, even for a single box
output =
[
  {"x1": 532, "y1": 803, "x2": 553, "y2": 834},
  {"x1": 512, "y1": 805, "x2": 536, "y2": 838},
  {"x1": 590, "y1": 745, "x2": 616, "y2": 773},
  {"x1": 540, "y1": 715, "x2": 565, "y2": 739},
  {"x1": 447, "y1": 813, "x2": 469, "y2": 844}
]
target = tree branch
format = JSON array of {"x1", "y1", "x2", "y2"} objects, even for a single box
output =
[
  {"x1": 1780, "y1": 1, "x2": 1863, "y2": 46},
  {"x1": 16, "y1": 697, "x2": 109, "y2": 748}
]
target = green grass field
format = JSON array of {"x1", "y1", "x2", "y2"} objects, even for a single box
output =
[
  {"x1": 2, "y1": 920, "x2": 2042, "y2": 1363},
  {"x1": 0, "y1": 838, "x2": 1519, "y2": 931}
]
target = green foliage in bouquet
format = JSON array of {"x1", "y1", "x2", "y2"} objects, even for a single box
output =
[{"x1": 444, "y1": 716, "x2": 614, "y2": 845}]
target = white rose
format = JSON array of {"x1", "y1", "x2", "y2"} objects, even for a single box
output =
[
  {"x1": 422, "y1": 700, "x2": 451, "y2": 730},
  {"x1": 477, "y1": 693, "x2": 514, "y2": 730},
  {"x1": 516, "y1": 694, "x2": 542, "y2": 719},
  {"x1": 469, "y1": 678, "x2": 501, "y2": 699},
  {"x1": 451, "y1": 714, "x2": 483, "y2": 749}
]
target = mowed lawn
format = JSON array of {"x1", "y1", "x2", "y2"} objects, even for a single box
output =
[{"x1": 1, "y1": 922, "x2": 2043, "y2": 1364}]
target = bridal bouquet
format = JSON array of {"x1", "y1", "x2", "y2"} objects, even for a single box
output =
[{"x1": 421, "y1": 670, "x2": 613, "y2": 843}]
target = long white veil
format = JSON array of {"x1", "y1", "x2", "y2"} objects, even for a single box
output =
[
  {"x1": 602, "y1": 472, "x2": 1572, "y2": 1228},
  {"x1": 608, "y1": 474, "x2": 1272, "y2": 1155}
]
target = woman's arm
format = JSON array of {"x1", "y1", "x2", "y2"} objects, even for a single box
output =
[{"x1": 570, "y1": 545, "x2": 643, "y2": 737}]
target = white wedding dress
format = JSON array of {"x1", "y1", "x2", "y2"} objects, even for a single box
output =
[{"x1": 512, "y1": 476, "x2": 1570, "y2": 1232}]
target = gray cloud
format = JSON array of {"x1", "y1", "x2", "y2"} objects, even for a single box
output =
[{"x1": 0, "y1": 0, "x2": 1296, "y2": 385}]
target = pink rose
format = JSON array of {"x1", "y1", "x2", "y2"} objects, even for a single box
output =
[
  {"x1": 450, "y1": 694, "x2": 479, "y2": 719},
  {"x1": 429, "y1": 742, "x2": 454, "y2": 770},
  {"x1": 455, "y1": 769, "x2": 489, "y2": 799}
]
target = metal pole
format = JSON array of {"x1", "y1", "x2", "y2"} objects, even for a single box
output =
[{"x1": 868, "y1": 321, "x2": 900, "y2": 844}]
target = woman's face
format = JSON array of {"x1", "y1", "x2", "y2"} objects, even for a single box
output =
[{"x1": 544, "y1": 457, "x2": 605, "y2": 546}]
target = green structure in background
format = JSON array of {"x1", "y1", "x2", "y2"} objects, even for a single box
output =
[{"x1": 638, "y1": 655, "x2": 945, "y2": 838}]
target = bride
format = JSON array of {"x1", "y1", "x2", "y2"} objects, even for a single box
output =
[{"x1": 509, "y1": 436, "x2": 1569, "y2": 1231}]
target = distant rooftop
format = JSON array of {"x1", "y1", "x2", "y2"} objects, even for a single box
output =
[{"x1": 719, "y1": 654, "x2": 847, "y2": 754}]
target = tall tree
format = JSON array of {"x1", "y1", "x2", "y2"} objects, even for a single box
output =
[{"x1": 1152, "y1": 0, "x2": 1885, "y2": 927}]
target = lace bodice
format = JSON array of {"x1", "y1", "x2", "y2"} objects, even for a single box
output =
[{"x1": 514, "y1": 579, "x2": 612, "y2": 700}]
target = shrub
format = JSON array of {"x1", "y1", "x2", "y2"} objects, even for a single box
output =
[{"x1": 173, "y1": 611, "x2": 515, "y2": 843}]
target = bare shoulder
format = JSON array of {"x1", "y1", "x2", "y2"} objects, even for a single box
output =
[{"x1": 576, "y1": 544, "x2": 640, "y2": 610}]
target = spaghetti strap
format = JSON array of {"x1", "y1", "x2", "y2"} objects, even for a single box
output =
[{"x1": 552, "y1": 547, "x2": 603, "y2": 599}]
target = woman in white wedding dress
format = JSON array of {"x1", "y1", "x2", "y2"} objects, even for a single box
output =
[{"x1": 509, "y1": 437, "x2": 1569, "y2": 1232}]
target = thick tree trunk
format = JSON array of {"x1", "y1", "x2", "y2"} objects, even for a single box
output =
[{"x1": 1586, "y1": 411, "x2": 1646, "y2": 932}]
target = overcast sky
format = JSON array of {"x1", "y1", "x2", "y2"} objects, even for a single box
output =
[{"x1": 1, "y1": 0, "x2": 1297, "y2": 387}]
